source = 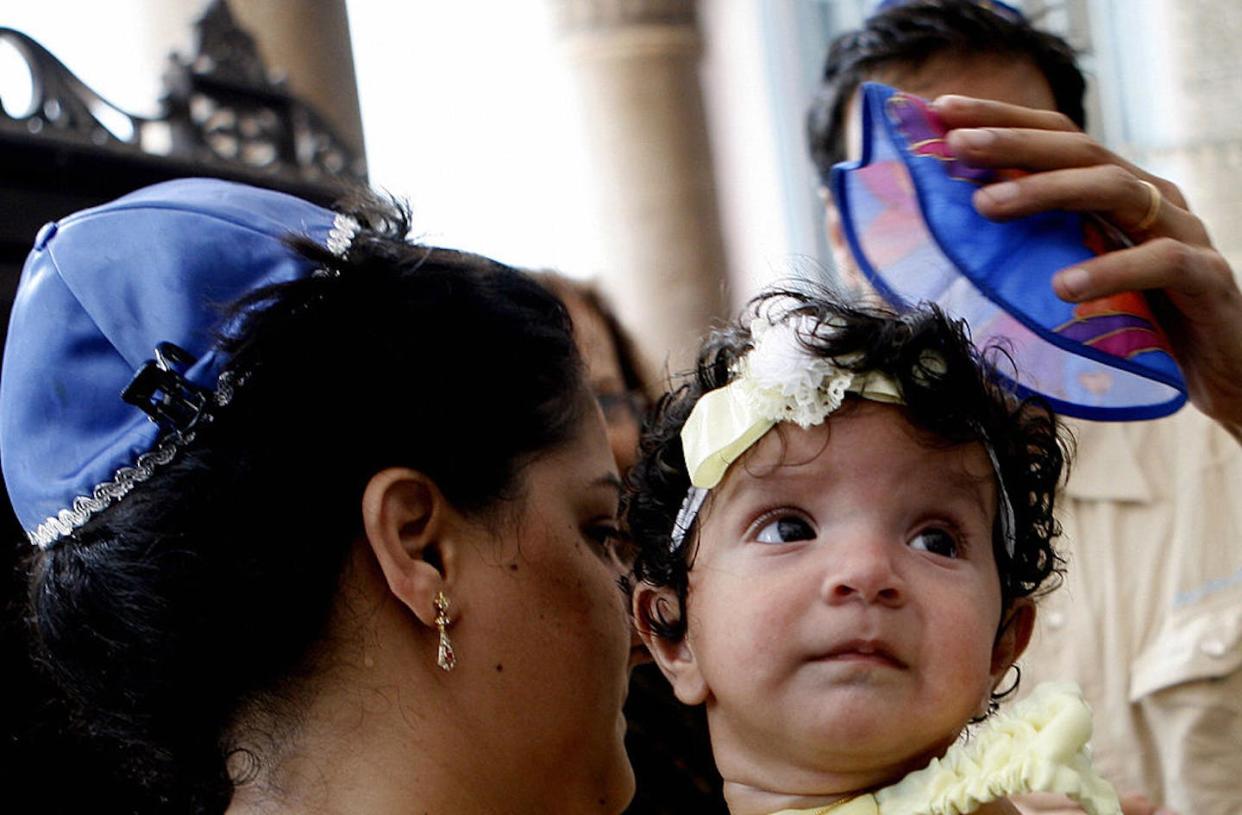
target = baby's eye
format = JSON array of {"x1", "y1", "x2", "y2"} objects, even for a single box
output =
[
  {"x1": 909, "y1": 527, "x2": 960, "y2": 558},
  {"x1": 754, "y1": 515, "x2": 815, "y2": 544}
]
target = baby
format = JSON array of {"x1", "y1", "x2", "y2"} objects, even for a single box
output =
[{"x1": 627, "y1": 290, "x2": 1120, "y2": 815}]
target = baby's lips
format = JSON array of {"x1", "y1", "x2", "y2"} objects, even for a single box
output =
[{"x1": 816, "y1": 638, "x2": 908, "y2": 668}]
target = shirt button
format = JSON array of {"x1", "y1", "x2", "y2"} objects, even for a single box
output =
[
  {"x1": 1200, "y1": 638, "x2": 1228, "y2": 658},
  {"x1": 1046, "y1": 611, "x2": 1066, "y2": 629}
]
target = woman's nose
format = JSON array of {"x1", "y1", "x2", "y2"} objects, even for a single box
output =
[{"x1": 820, "y1": 536, "x2": 905, "y2": 607}]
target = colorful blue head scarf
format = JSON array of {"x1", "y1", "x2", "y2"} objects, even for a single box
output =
[{"x1": 830, "y1": 82, "x2": 1187, "y2": 421}]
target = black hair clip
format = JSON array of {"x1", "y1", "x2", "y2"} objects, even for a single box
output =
[{"x1": 121, "y1": 342, "x2": 211, "y2": 433}]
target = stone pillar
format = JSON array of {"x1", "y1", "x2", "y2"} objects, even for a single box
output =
[
  {"x1": 549, "y1": 0, "x2": 730, "y2": 378},
  {"x1": 228, "y1": 1, "x2": 365, "y2": 161}
]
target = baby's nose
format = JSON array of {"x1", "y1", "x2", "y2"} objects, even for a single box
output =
[{"x1": 820, "y1": 537, "x2": 906, "y2": 607}]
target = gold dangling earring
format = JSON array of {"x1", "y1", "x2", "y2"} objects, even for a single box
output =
[{"x1": 434, "y1": 591, "x2": 457, "y2": 672}]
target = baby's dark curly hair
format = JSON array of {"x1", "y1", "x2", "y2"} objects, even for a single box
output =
[{"x1": 628, "y1": 288, "x2": 1069, "y2": 644}]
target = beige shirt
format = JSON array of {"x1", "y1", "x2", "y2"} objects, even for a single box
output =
[{"x1": 1016, "y1": 409, "x2": 1242, "y2": 815}]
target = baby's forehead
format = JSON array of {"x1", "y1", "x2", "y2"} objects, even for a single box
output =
[{"x1": 716, "y1": 401, "x2": 996, "y2": 507}]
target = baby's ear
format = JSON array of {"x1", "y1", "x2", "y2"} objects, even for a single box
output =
[
  {"x1": 632, "y1": 584, "x2": 708, "y2": 705},
  {"x1": 990, "y1": 598, "x2": 1036, "y2": 680}
]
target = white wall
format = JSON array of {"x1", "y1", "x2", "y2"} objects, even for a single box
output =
[{"x1": 347, "y1": 0, "x2": 601, "y2": 276}]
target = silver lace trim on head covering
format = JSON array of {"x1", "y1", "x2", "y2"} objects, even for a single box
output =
[
  {"x1": 29, "y1": 213, "x2": 359, "y2": 550},
  {"x1": 28, "y1": 370, "x2": 248, "y2": 549},
  {"x1": 326, "y1": 213, "x2": 359, "y2": 257},
  {"x1": 316, "y1": 213, "x2": 360, "y2": 275}
]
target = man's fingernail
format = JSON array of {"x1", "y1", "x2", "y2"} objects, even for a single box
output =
[
  {"x1": 952, "y1": 128, "x2": 996, "y2": 149},
  {"x1": 932, "y1": 94, "x2": 969, "y2": 108},
  {"x1": 980, "y1": 181, "x2": 1019, "y2": 205},
  {"x1": 1055, "y1": 268, "x2": 1091, "y2": 299}
]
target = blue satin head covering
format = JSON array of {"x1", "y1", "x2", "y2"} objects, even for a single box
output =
[
  {"x1": 0, "y1": 178, "x2": 356, "y2": 547},
  {"x1": 831, "y1": 82, "x2": 1187, "y2": 421}
]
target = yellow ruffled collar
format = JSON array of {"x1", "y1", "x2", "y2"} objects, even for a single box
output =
[{"x1": 768, "y1": 682, "x2": 1120, "y2": 815}]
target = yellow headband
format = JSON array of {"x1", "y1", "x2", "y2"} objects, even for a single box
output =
[
  {"x1": 680, "y1": 368, "x2": 902, "y2": 490},
  {"x1": 681, "y1": 314, "x2": 903, "y2": 490},
  {"x1": 670, "y1": 315, "x2": 1015, "y2": 555},
  {"x1": 671, "y1": 315, "x2": 901, "y2": 546}
]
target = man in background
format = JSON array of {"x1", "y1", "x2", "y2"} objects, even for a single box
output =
[{"x1": 807, "y1": 2, "x2": 1242, "y2": 814}]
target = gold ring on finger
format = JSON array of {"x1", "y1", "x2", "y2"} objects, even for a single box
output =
[{"x1": 1134, "y1": 179, "x2": 1162, "y2": 232}]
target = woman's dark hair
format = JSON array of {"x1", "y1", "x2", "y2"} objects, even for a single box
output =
[
  {"x1": 628, "y1": 288, "x2": 1068, "y2": 646},
  {"x1": 25, "y1": 193, "x2": 587, "y2": 813},
  {"x1": 805, "y1": 0, "x2": 1087, "y2": 175}
]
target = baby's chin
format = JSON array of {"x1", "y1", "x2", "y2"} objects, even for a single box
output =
[
  {"x1": 797, "y1": 682, "x2": 978, "y2": 762},
  {"x1": 789, "y1": 714, "x2": 965, "y2": 787},
  {"x1": 718, "y1": 732, "x2": 960, "y2": 813}
]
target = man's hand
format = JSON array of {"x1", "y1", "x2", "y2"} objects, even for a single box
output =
[{"x1": 934, "y1": 94, "x2": 1242, "y2": 439}]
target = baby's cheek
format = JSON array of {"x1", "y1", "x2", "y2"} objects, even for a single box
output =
[
  {"x1": 687, "y1": 572, "x2": 786, "y2": 665},
  {"x1": 939, "y1": 619, "x2": 1001, "y2": 701}
]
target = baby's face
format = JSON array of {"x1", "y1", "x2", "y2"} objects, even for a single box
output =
[{"x1": 672, "y1": 401, "x2": 1011, "y2": 792}]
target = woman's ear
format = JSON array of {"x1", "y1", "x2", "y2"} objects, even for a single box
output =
[
  {"x1": 990, "y1": 598, "x2": 1036, "y2": 682},
  {"x1": 632, "y1": 584, "x2": 708, "y2": 705},
  {"x1": 361, "y1": 467, "x2": 457, "y2": 628}
]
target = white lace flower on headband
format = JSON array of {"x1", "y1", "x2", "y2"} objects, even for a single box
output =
[{"x1": 735, "y1": 316, "x2": 856, "y2": 428}]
